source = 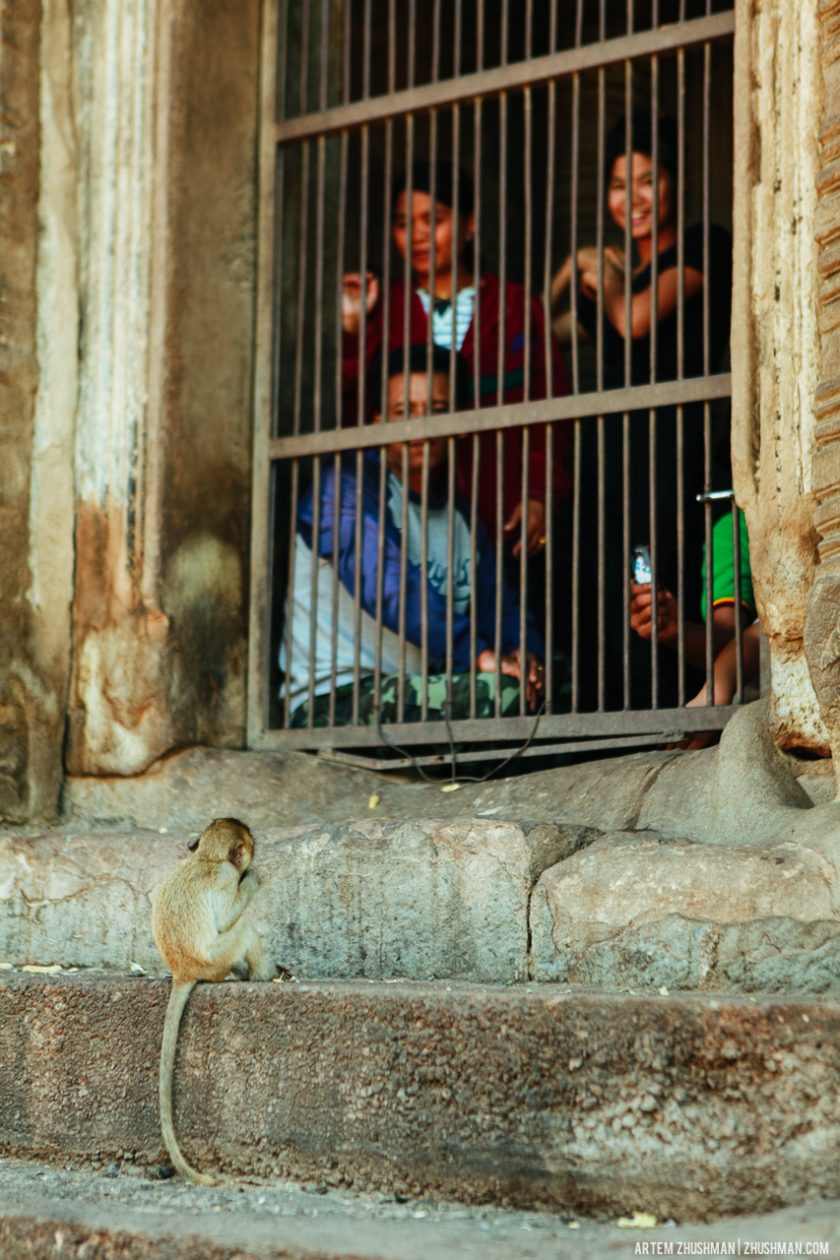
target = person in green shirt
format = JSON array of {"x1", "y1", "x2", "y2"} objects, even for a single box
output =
[{"x1": 629, "y1": 509, "x2": 756, "y2": 689}]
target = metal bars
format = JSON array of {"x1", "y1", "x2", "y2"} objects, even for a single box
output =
[
  {"x1": 250, "y1": 0, "x2": 742, "y2": 754},
  {"x1": 274, "y1": 12, "x2": 735, "y2": 144}
]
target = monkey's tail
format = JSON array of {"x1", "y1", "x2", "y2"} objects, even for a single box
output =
[{"x1": 159, "y1": 979, "x2": 218, "y2": 1187}]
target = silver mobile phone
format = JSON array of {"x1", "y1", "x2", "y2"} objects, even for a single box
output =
[{"x1": 632, "y1": 544, "x2": 652, "y2": 585}]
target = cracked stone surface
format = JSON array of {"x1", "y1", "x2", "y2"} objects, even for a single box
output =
[
  {"x1": 0, "y1": 820, "x2": 595, "y2": 982},
  {"x1": 530, "y1": 831, "x2": 840, "y2": 989},
  {"x1": 2, "y1": 976, "x2": 840, "y2": 1221}
]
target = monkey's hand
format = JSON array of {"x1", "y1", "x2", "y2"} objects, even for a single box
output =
[{"x1": 239, "y1": 867, "x2": 261, "y2": 889}]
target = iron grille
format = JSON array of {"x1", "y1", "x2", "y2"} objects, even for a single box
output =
[{"x1": 249, "y1": 0, "x2": 745, "y2": 758}]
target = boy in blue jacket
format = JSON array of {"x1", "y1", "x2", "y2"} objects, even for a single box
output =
[{"x1": 281, "y1": 345, "x2": 545, "y2": 727}]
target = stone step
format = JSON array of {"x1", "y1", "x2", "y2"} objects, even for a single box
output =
[
  {"x1": 2, "y1": 973, "x2": 839, "y2": 1221},
  {"x1": 1, "y1": 1157, "x2": 838, "y2": 1260},
  {"x1": 3, "y1": 816, "x2": 839, "y2": 992}
]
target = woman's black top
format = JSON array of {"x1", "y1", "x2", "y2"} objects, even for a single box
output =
[
  {"x1": 576, "y1": 222, "x2": 732, "y2": 388},
  {"x1": 567, "y1": 222, "x2": 733, "y2": 709}
]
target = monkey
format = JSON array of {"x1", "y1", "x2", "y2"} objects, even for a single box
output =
[{"x1": 152, "y1": 817, "x2": 276, "y2": 1186}]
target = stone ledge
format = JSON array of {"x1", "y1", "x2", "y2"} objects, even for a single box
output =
[
  {"x1": 0, "y1": 820, "x2": 596, "y2": 983},
  {"x1": 4, "y1": 816, "x2": 840, "y2": 991},
  {"x1": 531, "y1": 831, "x2": 840, "y2": 991},
  {"x1": 1, "y1": 974, "x2": 839, "y2": 1221}
]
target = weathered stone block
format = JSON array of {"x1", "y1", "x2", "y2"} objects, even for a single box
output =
[
  {"x1": 530, "y1": 831, "x2": 840, "y2": 991},
  {"x1": 0, "y1": 821, "x2": 586, "y2": 983}
]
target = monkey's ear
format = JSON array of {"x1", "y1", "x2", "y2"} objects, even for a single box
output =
[{"x1": 187, "y1": 837, "x2": 200, "y2": 852}]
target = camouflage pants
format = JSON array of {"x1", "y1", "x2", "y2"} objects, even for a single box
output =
[{"x1": 290, "y1": 671, "x2": 526, "y2": 728}]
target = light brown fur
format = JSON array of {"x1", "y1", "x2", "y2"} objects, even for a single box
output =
[{"x1": 152, "y1": 818, "x2": 275, "y2": 1185}]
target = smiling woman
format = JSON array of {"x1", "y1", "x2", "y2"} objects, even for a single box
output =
[
  {"x1": 552, "y1": 111, "x2": 732, "y2": 386},
  {"x1": 551, "y1": 109, "x2": 733, "y2": 712}
]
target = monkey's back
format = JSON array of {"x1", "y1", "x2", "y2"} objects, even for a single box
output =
[{"x1": 152, "y1": 861, "x2": 228, "y2": 980}]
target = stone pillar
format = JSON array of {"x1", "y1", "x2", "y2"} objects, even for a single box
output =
[
  {"x1": 732, "y1": 0, "x2": 827, "y2": 752},
  {"x1": 804, "y1": 1, "x2": 840, "y2": 776},
  {"x1": 64, "y1": 0, "x2": 261, "y2": 776},
  {"x1": 0, "y1": 2, "x2": 76, "y2": 822}
]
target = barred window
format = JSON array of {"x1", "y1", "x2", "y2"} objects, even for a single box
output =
[{"x1": 249, "y1": 0, "x2": 749, "y2": 761}]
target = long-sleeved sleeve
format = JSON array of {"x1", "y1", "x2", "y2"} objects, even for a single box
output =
[{"x1": 299, "y1": 461, "x2": 497, "y2": 672}]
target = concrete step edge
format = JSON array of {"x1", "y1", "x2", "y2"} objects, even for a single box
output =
[{"x1": 2, "y1": 974, "x2": 839, "y2": 1220}]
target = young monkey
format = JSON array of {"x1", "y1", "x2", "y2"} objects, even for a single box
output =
[{"x1": 152, "y1": 817, "x2": 276, "y2": 1186}]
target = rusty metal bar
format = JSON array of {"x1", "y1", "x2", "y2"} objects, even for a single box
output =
[
  {"x1": 373, "y1": 432, "x2": 387, "y2": 714},
  {"x1": 255, "y1": 702, "x2": 746, "y2": 752},
  {"x1": 317, "y1": 730, "x2": 693, "y2": 772},
  {"x1": 356, "y1": 124, "x2": 371, "y2": 428},
  {"x1": 649, "y1": 41, "x2": 660, "y2": 709},
  {"x1": 545, "y1": 418, "x2": 554, "y2": 714},
  {"x1": 519, "y1": 427, "x2": 529, "y2": 716},
  {"x1": 426, "y1": 113, "x2": 439, "y2": 412},
  {"x1": 397, "y1": 441, "x2": 409, "y2": 720},
  {"x1": 733, "y1": 502, "x2": 744, "y2": 703},
  {"x1": 703, "y1": 38, "x2": 714, "y2": 698},
  {"x1": 274, "y1": 13, "x2": 735, "y2": 144},
  {"x1": 269, "y1": 374, "x2": 732, "y2": 459},
  {"x1": 362, "y1": 0, "x2": 372, "y2": 98},
  {"x1": 445, "y1": 436, "x2": 455, "y2": 692},
  {"x1": 448, "y1": 102, "x2": 461, "y2": 405},
  {"x1": 476, "y1": 0, "x2": 484, "y2": 72},
  {"x1": 469, "y1": 433, "x2": 479, "y2": 717},
  {"x1": 380, "y1": 118, "x2": 394, "y2": 436},
  {"x1": 420, "y1": 440, "x2": 430, "y2": 720},
  {"x1": 313, "y1": 137, "x2": 326, "y2": 433},
  {"x1": 622, "y1": 44, "x2": 633, "y2": 711},
  {"x1": 328, "y1": 455, "x2": 342, "y2": 724},
  {"x1": 408, "y1": 0, "x2": 417, "y2": 89},
  {"x1": 523, "y1": 85, "x2": 533, "y2": 400},
  {"x1": 676, "y1": 28, "x2": 687, "y2": 706},
  {"x1": 494, "y1": 429, "x2": 503, "y2": 715},
  {"x1": 306, "y1": 455, "x2": 322, "y2": 723},
  {"x1": 454, "y1": 0, "x2": 462, "y2": 77},
  {"x1": 351, "y1": 447, "x2": 364, "y2": 723},
  {"x1": 298, "y1": 0, "x2": 311, "y2": 117},
  {"x1": 401, "y1": 117, "x2": 414, "y2": 423},
  {"x1": 543, "y1": 80, "x2": 556, "y2": 400},
  {"x1": 569, "y1": 0, "x2": 583, "y2": 713},
  {"x1": 498, "y1": 93, "x2": 508, "y2": 408},
  {"x1": 292, "y1": 143, "x2": 310, "y2": 437},
  {"x1": 282, "y1": 459, "x2": 301, "y2": 727},
  {"x1": 472, "y1": 97, "x2": 482, "y2": 406},
  {"x1": 334, "y1": 132, "x2": 348, "y2": 429},
  {"x1": 596, "y1": 0, "x2": 606, "y2": 712}
]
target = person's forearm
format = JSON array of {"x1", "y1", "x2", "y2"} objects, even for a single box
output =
[
  {"x1": 552, "y1": 310, "x2": 587, "y2": 347},
  {"x1": 602, "y1": 284, "x2": 651, "y2": 340},
  {"x1": 659, "y1": 619, "x2": 736, "y2": 668}
]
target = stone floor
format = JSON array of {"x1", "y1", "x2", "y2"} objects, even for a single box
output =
[{"x1": 1, "y1": 1157, "x2": 839, "y2": 1260}]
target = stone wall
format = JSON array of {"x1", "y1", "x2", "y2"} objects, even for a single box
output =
[
  {"x1": 731, "y1": 0, "x2": 826, "y2": 752},
  {"x1": 1, "y1": 1, "x2": 262, "y2": 820},
  {"x1": 64, "y1": 0, "x2": 261, "y2": 776},
  {"x1": 4, "y1": 0, "x2": 840, "y2": 820}
]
